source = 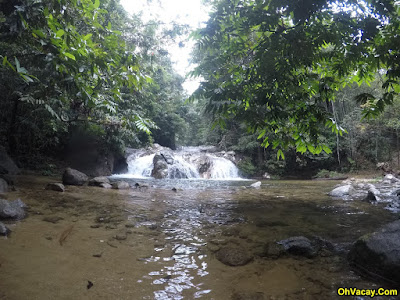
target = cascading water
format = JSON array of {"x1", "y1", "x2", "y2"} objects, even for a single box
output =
[{"x1": 120, "y1": 146, "x2": 242, "y2": 180}]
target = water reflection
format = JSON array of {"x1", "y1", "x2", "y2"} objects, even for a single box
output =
[{"x1": 130, "y1": 180, "x2": 397, "y2": 299}]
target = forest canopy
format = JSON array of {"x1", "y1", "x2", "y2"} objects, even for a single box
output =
[{"x1": 190, "y1": 0, "x2": 400, "y2": 158}]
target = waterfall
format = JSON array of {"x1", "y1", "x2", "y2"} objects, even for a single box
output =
[
  {"x1": 121, "y1": 145, "x2": 242, "y2": 180},
  {"x1": 209, "y1": 157, "x2": 239, "y2": 179}
]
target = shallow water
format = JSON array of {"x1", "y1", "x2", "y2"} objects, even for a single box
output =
[{"x1": 0, "y1": 176, "x2": 398, "y2": 299}]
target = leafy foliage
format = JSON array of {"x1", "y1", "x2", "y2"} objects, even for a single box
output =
[{"x1": 190, "y1": 0, "x2": 400, "y2": 156}]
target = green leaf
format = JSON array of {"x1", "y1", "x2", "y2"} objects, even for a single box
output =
[
  {"x1": 56, "y1": 29, "x2": 65, "y2": 37},
  {"x1": 277, "y1": 149, "x2": 285, "y2": 160},
  {"x1": 64, "y1": 52, "x2": 76, "y2": 60},
  {"x1": 94, "y1": 0, "x2": 100, "y2": 9}
]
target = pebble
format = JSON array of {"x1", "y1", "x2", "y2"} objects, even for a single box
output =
[{"x1": 115, "y1": 234, "x2": 127, "y2": 241}]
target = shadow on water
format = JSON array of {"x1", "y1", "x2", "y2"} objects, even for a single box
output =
[{"x1": 123, "y1": 180, "x2": 398, "y2": 299}]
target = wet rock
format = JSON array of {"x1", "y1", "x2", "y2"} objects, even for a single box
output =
[
  {"x1": 250, "y1": 181, "x2": 261, "y2": 188},
  {"x1": 0, "y1": 178, "x2": 8, "y2": 193},
  {"x1": 348, "y1": 220, "x2": 400, "y2": 284},
  {"x1": 364, "y1": 190, "x2": 378, "y2": 202},
  {"x1": 90, "y1": 224, "x2": 101, "y2": 228},
  {"x1": 111, "y1": 181, "x2": 130, "y2": 189},
  {"x1": 216, "y1": 246, "x2": 253, "y2": 266},
  {"x1": 151, "y1": 154, "x2": 169, "y2": 179},
  {"x1": 384, "y1": 174, "x2": 399, "y2": 184},
  {"x1": 0, "y1": 222, "x2": 11, "y2": 236},
  {"x1": 160, "y1": 151, "x2": 174, "y2": 165},
  {"x1": 93, "y1": 252, "x2": 103, "y2": 258},
  {"x1": 99, "y1": 182, "x2": 112, "y2": 189},
  {"x1": 42, "y1": 216, "x2": 64, "y2": 224},
  {"x1": 264, "y1": 242, "x2": 284, "y2": 259},
  {"x1": 45, "y1": 183, "x2": 65, "y2": 192},
  {"x1": 231, "y1": 291, "x2": 265, "y2": 300},
  {"x1": 0, "y1": 198, "x2": 26, "y2": 220},
  {"x1": 329, "y1": 184, "x2": 352, "y2": 197},
  {"x1": 89, "y1": 176, "x2": 110, "y2": 186},
  {"x1": 278, "y1": 236, "x2": 318, "y2": 258},
  {"x1": 62, "y1": 167, "x2": 89, "y2": 186}
]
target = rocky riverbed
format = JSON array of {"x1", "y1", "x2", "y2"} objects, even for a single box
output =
[{"x1": 1, "y1": 175, "x2": 399, "y2": 299}]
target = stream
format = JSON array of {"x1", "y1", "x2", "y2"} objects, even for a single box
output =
[{"x1": 0, "y1": 176, "x2": 398, "y2": 299}]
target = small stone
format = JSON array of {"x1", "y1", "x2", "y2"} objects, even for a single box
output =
[
  {"x1": 250, "y1": 181, "x2": 262, "y2": 188},
  {"x1": 93, "y1": 252, "x2": 103, "y2": 258},
  {"x1": 45, "y1": 183, "x2": 65, "y2": 192},
  {"x1": 45, "y1": 236, "x2": 53, "y2": 240},
  {"x1": 111, "y1": 181, "x2": 130, "y2": 190},
  {"x1": 42, "y1": 216, "x2": 64, "y2": 224},
  {"x1": 90, "y1": 224, "x2": 101, "y2": 228},
  {"x1": 207, "y1": 243, "x2": 221, "y2": 253},
  {"x1": 115, "y1": 234, "x2": 127, "y2": 241},
  {"x1": 89, "y1": 176, "x2": 110, "y2": 186},
  {"x1": 172, "y1": 187, "x2": 177, "y2": 192},
  {"x1": 99, "y1": 183, "x2": 112, "y2": 189},
  {"x1": 106, "y1": 225, "x2": 117, "y2": 229}
]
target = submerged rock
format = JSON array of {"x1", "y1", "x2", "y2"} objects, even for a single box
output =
[
  {"x1": 216, "y1": 246, "x2": 253, "y2": 266},
  {"x1": 111, "y1": 181, "x2": 130, "y2": 189},
  {"x1": 348, "y1": 220, "x2": 400, "y2": 284},
  {"x1": 62, "y1": 168, "x2": 89, "y2": 186},
  {"x1": 277, "y1": 236, "x2": 318, "y2": 258},
  {"x1": 0, "y1": 199, "x2": 26, "y2": 220},
  {"x1": 0, "y1": 221, "x2": 11, "y2": 236},
  {"x1": 45, "y1": 183, "x2": 65, "y2": 192},
  {"x1": 89, "y1": 176, "x2": 110, "y2": 186}
]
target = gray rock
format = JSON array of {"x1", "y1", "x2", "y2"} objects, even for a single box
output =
[
  {"x1": 99, "y1": 183, "x2": 112, "y2": 189},
  {"x1": 115, "y1": 233, "x2": 127, "y2": 240},
  {"x1": 329, "y1": 184, "x2": 352, "y2": 197},
  {"x1": 111, "y1": 181, "x2": 130, "y2": 189},
  {"x1": 151, "y1": 153, "x2": 169, "y2": 179},
  {"x1": 62, "y1": 168, "x2": 88, "y2": 186},
  {"x1": 348, "y1": 220, "x2": 400, "y2": 284},
  {"x1": 0, "y1": 221, "x2": 11, "y2": 236},
  {"x1": 0, "y1": 199, "x2": 26, "y2": 220},
  {"x1": 250, "y1": 181, "x2": 261, "y2": 188},
  {"x1": 89, "y1": 176, "x2": 110, "y2": 186},
  {"x1": 42, "y1": 216, "x2": 64, "y2": 223},
  {"x1": 0, "y1": 178, "x2": 8, "y2": 193},
  {"x1": 364, "y1": 191, "x2": 377, "y2": 202},
  {"x1": 45, "y1": 183, "x2": 65, "y2": 192},
  {"x1": 0, "y1": 146, "x2": 20, "y2": 175},
  {"x1": 384, "y1": 174, "x2": 399, "y2": 183},
  {"x1": 160, "y1": 152, "x2": 174, "y2": 165},
  {"x1": 216, "y1": 246, "x2": 253, "y2": 266},
  {"x1": 278, "y1": 236, "x2": 318, "y2": 258}
]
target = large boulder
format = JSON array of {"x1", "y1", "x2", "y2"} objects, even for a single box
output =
[
  {"x1": 62, "y1": 168, "x2": 89, "y2": 186},
  {"x1": 348, "y1": 220, "x2": 400, "y2": 284},
  {"x1": 151, "y1": 154, "x2": 169, "y2": 179},
  {"x1": 0, "y1": 146, "x2": 19, "y2": 175},
  {"x1": 160, "y1": 151, "x2": 174, "y2": 165},
  {"x1": 0, "y1": 199, "x2": 26, "y2": 220}
]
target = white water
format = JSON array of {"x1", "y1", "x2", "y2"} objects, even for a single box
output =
[{"x1": 120, "y1": 147, "x2": 242, "y2": 180}]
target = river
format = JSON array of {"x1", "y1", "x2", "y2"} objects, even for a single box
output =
[{"x1": 0, "y1": 176, "x2": 397, "y2": 299}]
